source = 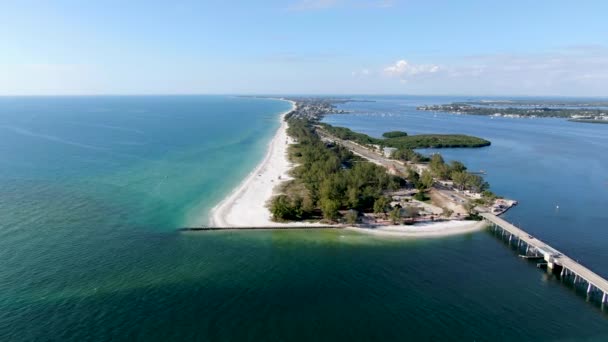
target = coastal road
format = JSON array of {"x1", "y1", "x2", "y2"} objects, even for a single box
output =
[
  {"x1": 316, "y1": 127, "x2": 410, "y2": 174},
  {"x1": 318, "y1": 126, "x2": 472, "y2": 214}
]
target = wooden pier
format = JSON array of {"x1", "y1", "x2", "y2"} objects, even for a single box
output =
[{"x1": 482, "y1": 213, "x2": 608, "y2": 305}]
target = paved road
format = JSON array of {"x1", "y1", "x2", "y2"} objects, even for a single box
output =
[
  {"x1": 317, "y1": 127, "x2": 409, "y2": 173},
  {"x1": 318, "y1": 127, "x2": 473, "y2": 216}
]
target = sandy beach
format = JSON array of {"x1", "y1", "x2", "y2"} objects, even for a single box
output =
[
  {"x1": 208, "y1": 99, "x2": 489, "y2": 237},
  {"x1": 346, "y1": 220, "x2": 487, "y2": 238},
  {"x1": 209, "y1": 100, "x2": 312, "y2": 227}
]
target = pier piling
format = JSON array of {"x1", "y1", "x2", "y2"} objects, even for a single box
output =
[{"x1": 482, "y1": 213, "x2": 608, "y2": 306}]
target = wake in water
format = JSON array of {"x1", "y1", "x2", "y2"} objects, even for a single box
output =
[{"x1": 0, "y1": 125, "x2": 108, "y2": 151}]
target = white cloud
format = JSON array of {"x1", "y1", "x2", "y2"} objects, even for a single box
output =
[
  {"x1": 376, "y1": 47, "x2": 608, "y2": 96},
  {"x1": 383, "y1": 60, "x2": 440, "y2": 79}
]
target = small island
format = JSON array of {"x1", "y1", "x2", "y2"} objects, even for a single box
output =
[{"x1": 319, "y1": 123, "x2": 491, "y2": 149}]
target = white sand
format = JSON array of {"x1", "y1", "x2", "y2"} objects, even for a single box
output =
[
  {"x1": 207, "y1": 99, "x2": 488, "y2": 237},
  {"x1": 346, "y1": 220, "x2": 487, "y2": 238},
  {"x1": 209, "y1": 100, "x2": 318, "y2": 227}
]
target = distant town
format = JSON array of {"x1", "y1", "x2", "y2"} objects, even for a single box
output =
[
  {"x1": 281, "y1": 97, "x2": 353, "y2": 120},
  {"x1": 417, "y1": 102, "x2": 608, "y2": 123}
]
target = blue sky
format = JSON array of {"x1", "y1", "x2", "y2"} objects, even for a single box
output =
[{"x1": 2, "y1": 0, "x2": 608, "y2": 96}]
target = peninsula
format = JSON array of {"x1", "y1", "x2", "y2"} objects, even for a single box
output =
[{"x1": 209, "y1": 97, "x2": 515, "y2": 237}]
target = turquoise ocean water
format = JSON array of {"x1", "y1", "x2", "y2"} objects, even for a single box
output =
[{"x1": 1, "y1": 95, "x2": 607, "y2": 341}]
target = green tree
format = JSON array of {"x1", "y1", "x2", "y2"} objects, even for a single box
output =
[
  {"x1": 414, "y1": 191, "x2": 428, "y2": 201},
  {"x1": 319, "y1": 176, "x2": 342, "y2": 202},
  {"x1": 449, "y1": 160, "x2": 467, "y2": 173},
  {"x1": 451, "y1": 171, "x2": 467, "y2": 190},
  {"x1": 389, "y1": 207, "x2": 402, "y2": 224},
  {"x1": 382, "y1": 131, "x2": 408, "y2": 138},
  {"x1": 402, "y1": 205, "x2": 420, "y2": 219},
  {"x1": 392, "y1": 148, "x2": 423, "y2": 163},
  {"x1": 420, "y1": 169, "x2": 434, "y2": 189},
  {"x1": 301, "y1": 193, "x2": 315, "y2": 214},
  {"x1": 270, "y1": 195, "x2": 294, "y2": 221},
  {"x1": 406, "y1": 166, "x2": 420, "y2": 187},
  {"x1": 320, "y1": 197, "x2": 340, "y2": 221},
  {"x1": 345, "y1": 209, "x2": 359, "y2": 225},
  {"x1": 437, "y1": 164, "x2": 451, "y2": 180},
  {"x1": 429, "y1": 153, "x2": 445, "y2": 172},
  {"x1": 465, "y1": 173, "x2": 488, "y2": 193},
  {"x1": 291, "y1": 196, "x2": 304, "y2": 219},
  {"x1": 481, "y1": 190, "x2": 497, "y2": 204},
  {"x1": 373, "y1": 196, "x2": 390, "y2": 216},
  {"x1": 346, "y1": 186, "x2": 360, "y2": 209}
]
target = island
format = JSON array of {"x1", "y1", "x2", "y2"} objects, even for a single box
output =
[
  {"x1": 319, "y1": 124, "x2": 491, "y2": 149},
  {"x1": 208, "y1": 96, "x2": 516, "y2": 237},
  {"x1": 264, "y1": 98, "x2": 514, "y2": 236},
  {"x1": 417, "y1": 101, "x2": 608, "y2": 123}
]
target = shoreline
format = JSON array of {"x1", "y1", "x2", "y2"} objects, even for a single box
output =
[
  {"x1": 209, "y1": 99, "x2": 320, "y2": 228},
  {"x1": 197, "y1": 214, "x2": 488, "y2": 238},
  {"x1": 206, "y1": 97, "x2": 491, "y2": 238},
  {"x1": 346, "y1": 220, "x2": 487, "y2": 238}
]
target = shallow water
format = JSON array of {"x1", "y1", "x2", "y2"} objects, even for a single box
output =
[{"x1": 1, "y1": 95, "x2": 607, "y2": 341}]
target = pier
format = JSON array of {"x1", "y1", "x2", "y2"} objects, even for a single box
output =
[{"x1": 482, "y1": 213, "x2": 608, "y2": 305}]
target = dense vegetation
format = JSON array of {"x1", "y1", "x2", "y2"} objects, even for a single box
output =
[
  {"x1": 390, "y1": 148, "x2": 429, "y2": 163},
  {"x1": 317, "y1": 124, "x2": 378, "y2": 145},
  {"x1": 270, "y1": 118, "x2": 401, "y2": 222},
  {"x1": 428, "y1": 154, "x2": 489, "y2": 193},
  {"x1": 387, "y1": 134, "x2": 491, "y2": 149},
  {"x1": 319, "y1": 123, "x2": 491, "y2": 148},
  {"x1": 382, "y1": 131, "x2": 408, "y2": 138},
  {"x1": 271, "y1": 114, "x2": 496, "y2": 224}
]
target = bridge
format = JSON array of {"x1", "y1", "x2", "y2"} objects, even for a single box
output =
[{"x1": 482, "y1": 213, "x2": 608, "y2": 305}]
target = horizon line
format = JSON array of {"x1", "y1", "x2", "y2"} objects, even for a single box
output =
[{"x1": 1, "y1": 93, "x2": 608, "y2": 99}]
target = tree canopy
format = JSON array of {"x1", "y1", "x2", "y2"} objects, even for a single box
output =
[
  {"x1": 270, "y1": 118, "x2": 401, "y2": 222},
  {"x1": 320, "y1": 123, "x2": 491, "y2": 149},
  {"x1": 382, "y1": 131, "x2": 408, "y2": 138}
]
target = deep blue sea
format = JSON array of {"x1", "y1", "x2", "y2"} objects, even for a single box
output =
[{"x1": 1, "y1": 95, "x2": 607, "y2": 341}]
